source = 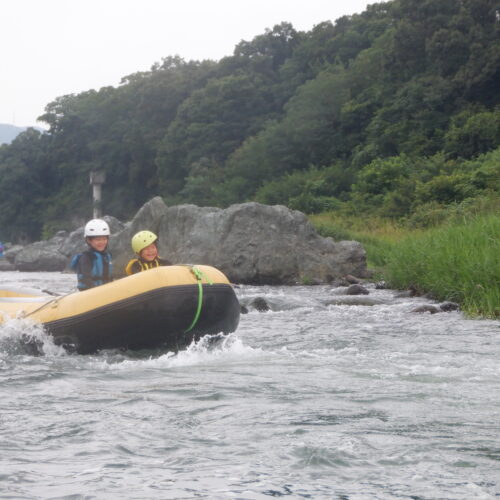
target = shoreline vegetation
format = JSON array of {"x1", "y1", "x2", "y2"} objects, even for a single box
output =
[{"x1": 311, "y1": 200, "x2": 500, "y2": 319}]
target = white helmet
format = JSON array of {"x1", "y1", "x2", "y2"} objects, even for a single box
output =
[{"x1": 84, "y1": 219, "x2": 110, "y2": 237}]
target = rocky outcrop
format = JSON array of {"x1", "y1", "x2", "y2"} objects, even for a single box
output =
[
  {"x1": 153, "y1": 201, "x2": 367, "y2": 284},
  {"x1": 325, "y1": 296, "x2": 387, "y2": 306},
  {"x1": 4, "y1": 244, "x2": 24, "y2": 264},
  {"x1": 111, "y1": 197, "x2": 367, "y2": 284},
  {"x1": 0, "y1": 259, "x2": 15, "y2": 271},
  {"x1": 4, "y1": 198, "x2": 368, "y2": 284},
  {"x1": 345, "y1": 284, "x2": 370, "y2": 295},
  {"x1": 14, "y1": 232, "x2": 69, "y2": 272}
]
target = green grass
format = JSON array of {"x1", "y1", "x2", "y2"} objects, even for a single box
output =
[
  {"x1": 384, "y1": 214, "x2": 499, "y2": 318},
  {"x1": 310, "y1": 212, "x2": 500, "y2": 318}
]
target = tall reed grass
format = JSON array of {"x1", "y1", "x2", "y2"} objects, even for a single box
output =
[
  {"x1": 385, "y1": 214, "x2": 499, "y2": 318},
  {"x1": 311, "y1": 213, "x2": 499, "y2": 318}
]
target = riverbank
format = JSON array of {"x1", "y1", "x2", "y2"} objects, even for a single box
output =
[{"x1": 311, "y1": 212, "x2": 500, "y2": 319}]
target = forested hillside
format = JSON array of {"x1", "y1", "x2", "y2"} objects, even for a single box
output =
[{"x1": 0, "y1": 0, "x2": 498, "y2": 242}]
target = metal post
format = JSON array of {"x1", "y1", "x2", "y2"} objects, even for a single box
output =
[{"x1": 89, "y1": 170, "x2": 106, "y2": 219}]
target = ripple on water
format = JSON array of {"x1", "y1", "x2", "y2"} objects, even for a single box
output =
[{"x1": 0, "y1": 273, "x2": 499, "y2": 499}]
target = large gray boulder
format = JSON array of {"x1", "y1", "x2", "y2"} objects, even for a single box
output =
[
  {"x1": 0, "y1": 259, "x2": 15, "y2": 271},
  {"x1": 155, "y1": 202, "x2": 366, "y2": 284},
  {"x1": 4, "y1": 244, "x2": 24, "y2": 264},
  {"x1": 109, "y1": 197, "x2": 366, "y2": 284},
  {"x1": 14, "y1": 232, "x2": 69, "y2": 272}
]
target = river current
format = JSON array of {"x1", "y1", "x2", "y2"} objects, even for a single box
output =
[{"x1": 0, "y1": 271, "x2": 499, "y2": 499}]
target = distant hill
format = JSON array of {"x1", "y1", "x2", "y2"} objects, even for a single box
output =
[
  {"x1": 0, "y1": 124, "x2": 28, "y2": 144},
  {"x1": 0, "y1": 124, "x2": 44, "y2": 144}
]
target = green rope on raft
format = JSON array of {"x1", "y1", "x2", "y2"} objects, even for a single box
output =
[{"x1": 184, "y1": 266, "x2": 213, "y2": 333}]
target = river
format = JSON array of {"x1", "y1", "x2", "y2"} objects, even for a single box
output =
[{"x1": 1, "y1": 271, "x2": 499, "y2": 499}]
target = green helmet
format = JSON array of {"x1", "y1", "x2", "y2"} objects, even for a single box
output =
[{"x1": 131, "y1": 230, "x2": 158, "y2": 254}]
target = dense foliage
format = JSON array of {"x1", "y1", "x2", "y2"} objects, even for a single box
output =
[
  {"x1": 0, "y1": 0, "x2": 499, "y2": 242},
  {"x1": 385, "y1": 213, "x2": 500, "y2": 318}
]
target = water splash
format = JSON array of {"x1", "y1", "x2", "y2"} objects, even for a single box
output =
[
  {"x1": 172, "y1": 332, "x2": 260, "y2": 365},
  {"x1": 0, "y1": 317, "x2": 66, "y2": 357},
  {"x1": 85, "y1": 332, "x2": 261, "y2": 372}
]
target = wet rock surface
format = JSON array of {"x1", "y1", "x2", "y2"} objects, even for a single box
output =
[
  {"x1": 345, "y1": 284, "x2": 370, "y2": 295},
  {"x1": 411, "y1": 301, "x2": 461, "y2": 314}
]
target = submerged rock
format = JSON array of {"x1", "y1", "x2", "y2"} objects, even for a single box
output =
[
  {"x1": 325, "y1": 296, "x2": 386, "y2": 306},
  {"x1": 394, "y1": 289, "x2": 417, "y2": 298},
  {"x1": 250, "y1": 297, "x2": 270, "y2": 312},
  {"x1": 439, "y1": 301, "x2": 460, "y2": 312},
  {"x1": 345, "y1": 284, "x2": 370, "y2": 295},
  {"x1": 411, "y1": 301, "x2": 460, "y2": 314},
  {"x1": 411, "y1": 305, "x2": 441, "y2": 314}
]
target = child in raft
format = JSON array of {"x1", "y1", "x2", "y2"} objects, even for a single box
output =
[
  {"x1": 71, "y1": 219, "x2": 113, "y2": 291},
  {"x1": 125, "y1": 230, "x2": 171, "y2": 275}
]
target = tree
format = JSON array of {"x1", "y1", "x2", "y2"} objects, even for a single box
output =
[
  {"x1": 444, "y1": 109, "x2": 500, "y2": 159},
  {"x1": 0, "y1": 129, "x2": 49, "y2": 241}
]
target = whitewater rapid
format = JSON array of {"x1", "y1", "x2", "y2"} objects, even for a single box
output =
[{"x1": 1, "y1": 271, "x2": 498, "y2": 499}]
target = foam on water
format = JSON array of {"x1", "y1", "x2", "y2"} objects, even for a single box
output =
[
  {"x1": 83, "y1": 333, "x2": 264, "y2": 372},
  {"x1": 0, "y1": 317, "x2": 67, "y2": 358},
  {"x1": 1, "y1": 272, "x2": 499, "y2": 499}
]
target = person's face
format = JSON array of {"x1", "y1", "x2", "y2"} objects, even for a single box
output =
[
  {"x1": 140, "y1": 243, "x2": 158, "y2": 262},
  {"x1": 88, "y1": 236, "x2": 109, "y2": 252}
]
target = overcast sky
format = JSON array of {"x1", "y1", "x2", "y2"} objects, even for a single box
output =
[{"x1": 1, "y1": 0, "x2": 373, "y2": 127}]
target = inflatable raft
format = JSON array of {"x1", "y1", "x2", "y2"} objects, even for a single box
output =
[{"x1": 0, "y1": 265, "x2": 240, "y2": 354}]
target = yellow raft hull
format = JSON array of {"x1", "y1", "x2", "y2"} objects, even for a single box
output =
[{"x1": 0, "y1": 265, "x2": 240, "y2": 353}]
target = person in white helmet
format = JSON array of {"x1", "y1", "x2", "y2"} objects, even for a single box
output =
[{"x1": 70, "y1": 219, "x2": 113, "y2": 291}]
